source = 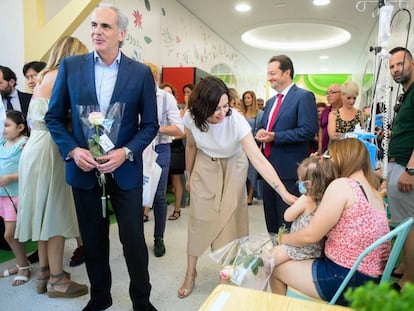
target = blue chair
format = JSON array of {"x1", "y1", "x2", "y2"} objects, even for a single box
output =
[{"x1": 287, "y1": 217, "x2": 414, "y2": 305}]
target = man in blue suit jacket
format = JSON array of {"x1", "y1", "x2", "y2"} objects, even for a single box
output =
[
  {"x1": 256, "y1": 55, "x2": 318, "y2": 234},
  {"x1": 45, "y1": 4, "x2": 158, "y2": 311}
]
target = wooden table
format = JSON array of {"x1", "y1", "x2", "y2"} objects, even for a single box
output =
[{"x1": 199, "y1": 285, "x2": 353, "y2": 311}]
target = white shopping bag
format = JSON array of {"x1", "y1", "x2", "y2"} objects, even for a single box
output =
[{"x1": 142, "y1": 144, "x2": 162, "y2": 207}]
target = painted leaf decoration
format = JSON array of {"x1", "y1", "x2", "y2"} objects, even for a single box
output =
[
  {"x1": 162, "y1": 8, "x2": 166, "y2": 16},
  {"x1": 145, "y1": 0, "x2": 151, "y2": 11},
  {"x1": 144, "y1": 36, "x2": 152, "y2": 44}
]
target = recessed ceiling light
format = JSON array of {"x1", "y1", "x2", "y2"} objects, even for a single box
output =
[
  {"x1": 313, "y1": 0, "x2": 330, "y2": 6},
  {"x1": 235, "y1": 3, "x2": 251, "y2": 12},
  {"x1": 319, "y1": 55, "x2": 329, "y2": 59}
]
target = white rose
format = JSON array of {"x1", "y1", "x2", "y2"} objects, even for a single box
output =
[{"x1": 88, "y1": 112, "x2": 105, "y2": 126}]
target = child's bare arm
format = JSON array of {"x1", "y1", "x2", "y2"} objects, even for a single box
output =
[
  {"x1": 0, "y1": 174, "x2": 18, "y2": 187},
  {"x1": 284, "y1": 195, "x2": 313, "y2": 222}
]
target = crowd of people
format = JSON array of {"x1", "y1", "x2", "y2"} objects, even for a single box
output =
[{"x1": 0, "y1": 2, "x2": 413, "y2": 310}]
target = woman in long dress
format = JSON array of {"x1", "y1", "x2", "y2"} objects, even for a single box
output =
[
  {"x1": 15, "y1": 36, "x2": 88, "y2": 298},
  {"x1": 177, "y1": 77, "x2": 296, "y2": 298}
]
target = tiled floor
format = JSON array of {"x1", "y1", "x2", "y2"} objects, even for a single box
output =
[{"x1": 0, "y1": 201, "x2": 266, "y2": 311}]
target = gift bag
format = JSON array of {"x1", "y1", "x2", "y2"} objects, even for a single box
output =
[{"x1": 142, "y1": 144, "x2": 162, "y2": 207}]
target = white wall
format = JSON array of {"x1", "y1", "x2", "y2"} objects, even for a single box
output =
[{"x1": 0, "y1": 0, "x2": 26, "y2": 91}]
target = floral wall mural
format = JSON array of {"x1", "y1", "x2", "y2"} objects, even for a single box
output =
[{"x1": 72, "y1": 0, "x2": 265, "y2": 97}]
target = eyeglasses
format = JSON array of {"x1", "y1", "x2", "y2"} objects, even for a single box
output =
[{"x1": 326, "y1": 90, "x2": 341, "y2": 95}]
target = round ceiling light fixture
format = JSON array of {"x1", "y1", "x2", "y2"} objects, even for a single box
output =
[{"x1": 241, "y1": 23, "x2": 351, "y2": 51}]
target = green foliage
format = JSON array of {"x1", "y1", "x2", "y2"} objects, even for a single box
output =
[
  {"x1": 88, "y1": 133, "x2": 102, "y2": 158},
  {"x1": 144, "y1": 0, "x2": 151, "y2": 11},
  {"x1": 230, "y1": 242, "x2": 267, "y2": 276},
  {"x1": 345, "y1": 281, "x2": 414, "y2": 310},
  {"x1": 144, "y1": 36, "x2": 152, "y2": 44}
]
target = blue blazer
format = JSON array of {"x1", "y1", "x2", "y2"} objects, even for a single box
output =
[
  {"x1": 260, "y1": 85, "x2": 318, "y2": 180},
  {"x1": 45, "y1": 52, "x2": 159, "y2": 190}
]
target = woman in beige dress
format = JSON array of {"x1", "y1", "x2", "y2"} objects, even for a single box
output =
[
  {"x1": 178, "y1": 77, "x2": 296, "y2": 298},
  {"x1": 15, "y1": 36, "x2": 88, "y2": 298}
]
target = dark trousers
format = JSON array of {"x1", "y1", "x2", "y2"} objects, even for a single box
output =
[
  {"x1": 261, "y1": 179, "x2": 298, "y2": 233},
  {"x1": 72, "y1": 175, "x2": 151, "y2": 310},
  {"x1": 153, "y1": 143, "x2": 170, "y2": 238}
]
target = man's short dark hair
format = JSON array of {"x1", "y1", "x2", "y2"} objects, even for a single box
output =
[
  {"x1": 268, "y1": 55, "x2": 294, "y2": 79},
  {"x1": 389, "y1": 47, "x2": 413, "y2": 59},
  {"x1": 0, "y1": 66, "x2": 17, "y2": 84},
  {"x1": 23, "y1": 61, "x2": 46, "y2": 75}
]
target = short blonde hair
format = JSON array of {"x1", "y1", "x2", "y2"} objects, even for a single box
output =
[
  {"x1": 144, "y1": 62, "x2": 159, "y2": 80},
  {"x1": 341, "y1": 81, "x2": 359, "y2": 97}
]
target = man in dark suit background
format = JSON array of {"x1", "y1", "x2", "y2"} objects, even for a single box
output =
[
  {"x1": 45, "y1": 3, "x2": 158, "y2": 311},
  {"x1": 0, "y1": 66, "x2": 32, "y2": 117},
  {"x1": 256, "y1": 55, "x2": 318, "y2": 234}
]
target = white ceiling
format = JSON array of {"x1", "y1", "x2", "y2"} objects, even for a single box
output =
[{"x1": 176, "y1": 0, "x2": 382, "y2": 74}]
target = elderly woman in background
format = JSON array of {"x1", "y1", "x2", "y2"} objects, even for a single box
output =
[{"x1": 327, "y1": 81, "x2": 364, "y2": 141}]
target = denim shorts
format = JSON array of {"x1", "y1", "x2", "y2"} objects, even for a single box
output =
[{"x1": 312, "y1": 257, "x2": 380, "y2": 305}]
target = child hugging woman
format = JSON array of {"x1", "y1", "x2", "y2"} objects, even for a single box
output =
[
  {"x1": 0, "y1": 110, "x2": 30, "y2": 286},
  {"x1": 266, "y1": 155, "x2": 338, "y2": 268}
]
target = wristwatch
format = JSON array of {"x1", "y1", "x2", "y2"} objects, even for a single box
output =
[
  {"x1": 405, "y1": 167, "x2": 414, "y2": 175},
  {"x1": 123, "y1": 147, "x2": 134, "y2": 162}
]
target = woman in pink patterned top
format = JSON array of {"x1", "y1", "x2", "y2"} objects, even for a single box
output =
[{"x1": 269, "y1": 138, "x2": 390, "y2": 305}]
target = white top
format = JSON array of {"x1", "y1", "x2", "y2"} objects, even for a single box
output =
[
  {"x1": 183, "y1": 108, "x2": 251, "y2": 158},
  {"x1": 154, "y1": 87, "x2": 183, "y2": 145}
]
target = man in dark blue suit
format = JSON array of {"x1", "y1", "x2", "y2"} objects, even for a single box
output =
[
  {"x1": 256, "y1": 55, "x2": 318, "y2": 234},
  {"x1": 45, "y1": 4, "x2": 158, "y2": 311}
]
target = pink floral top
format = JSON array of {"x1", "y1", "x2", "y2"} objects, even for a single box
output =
[{"x1": 325, "y1": 178, "x2": 390, "y2": 276}]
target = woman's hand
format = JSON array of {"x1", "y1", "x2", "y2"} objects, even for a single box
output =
[{"x1": 281, "y1": 192, "x2": 298, "y2": 205}]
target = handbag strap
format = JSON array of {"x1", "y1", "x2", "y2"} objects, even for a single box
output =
[{"x1": 160, "y1": 92, "x2": 168, "y2": 126}]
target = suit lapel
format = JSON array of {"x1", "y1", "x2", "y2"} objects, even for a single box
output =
[
  {"x1": 275, "y1": 85, "x2": 297, "y2": 124},
  {"x1": 81, "y1": 53, "x2": 99, "y2": 106},
  {"x1": 263, "y1": 96, "x2": 276, "y2": 126},
  {"x1": 109, "y1": 53, "x2": 133, "y2": 107}
]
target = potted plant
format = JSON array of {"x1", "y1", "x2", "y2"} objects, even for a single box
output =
[{"x1": 344, "y1": 281, "x2": 414, "y2": 310}]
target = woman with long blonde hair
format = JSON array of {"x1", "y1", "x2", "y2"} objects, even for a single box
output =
[
  {"x1": 15, "y1": 36, "x2": 89, "y2": 298},
  {"x1": 240, "y1": 90, "x2": 264, "y2": 204}
]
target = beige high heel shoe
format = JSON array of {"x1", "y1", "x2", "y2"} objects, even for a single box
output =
[{"x1": 178, "y1": 271, "x2": 197, "y2": 299}]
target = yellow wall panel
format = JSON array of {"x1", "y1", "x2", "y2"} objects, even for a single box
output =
[{"x1": 23, "y1": 0, "x2": 99, "y2": 61}]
